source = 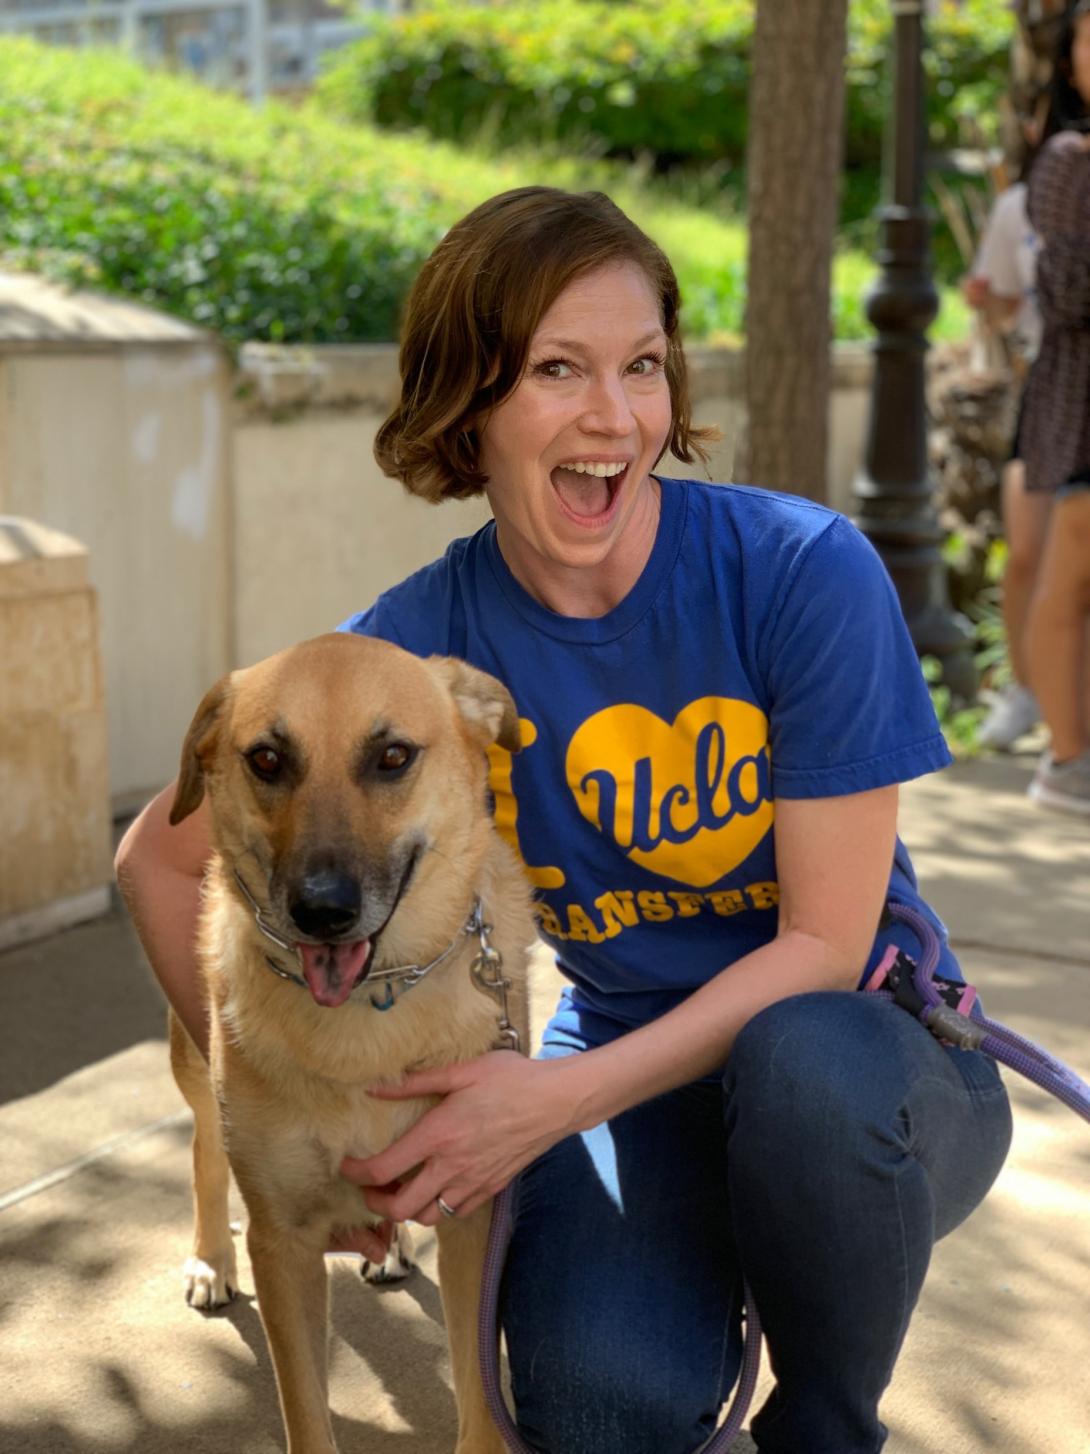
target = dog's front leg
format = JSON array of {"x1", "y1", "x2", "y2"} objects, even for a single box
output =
[
  {"x1": 169, "y1": 1011, "x2": 238, "y2": 1309},
  {"x1": 437, "y1": 1202, "x2": 506, "y2": 1454},
  {"x1": 248, "y1": 1215, "x2": 338, "y2": 1454}
]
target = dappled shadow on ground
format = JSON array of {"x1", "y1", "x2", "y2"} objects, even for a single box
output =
[
  {"x1": 902, "y1": 756, "x2": 1090, "y2": 965},
  {"x1": 0, "y1": 1123, "x2": 470, "y2": 1454},
  {"x1": 2, "y1": 757, "x2": 1084, "y2": 1451},
  {"x1": 877, "y1": 943, "x2": 1090, "y2": 1452},
  {"x1": 884, "y1": 1175, "x2": 1090, "y2": 1451},
  {"x1": 0, "y1": 1123, "x2": 766, "y2": 1453},
  {"x1": 0, "y1": 906, "x2": 166, "y2": 1104},
  {"x1": 3, "y1": 1096, "x2": 1086, "y2": 1453},
  {"x1": 0, "y1": 1369, "x2": 445, "y2": 1454},
  {"x1": 1, "y1": 1256, "x2": 463, "y2": 1452}
]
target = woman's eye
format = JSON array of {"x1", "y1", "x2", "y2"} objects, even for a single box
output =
[
  {"x1": 532, "y1": 358, "x2": 573, "y2": 380},
  {"x1": 629, "y1": 352, "x2": 666, "y2": 376},
  {"x1": 247, "y1": 746, "x2": 282, "y2": 781},
  {"x1": 378, "y1": 743, "x2": 415, "y2": 773}
]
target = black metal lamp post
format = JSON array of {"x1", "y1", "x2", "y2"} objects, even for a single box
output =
[{"x1": 852, "y1": 0, "x2": 977, "y2": 699}]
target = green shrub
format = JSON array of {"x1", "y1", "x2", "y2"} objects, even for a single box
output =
[
  {"x1": 0, "y1": 35, "x2": 970, "y2": 346},
  {"x1": 318, "y1": 0, "x2": 751, "y2": 166},
  {"x1": 318, "y1": 0, "x2": 1013, "y2": 174},
  {"x1": 0, "y1": 39, "x2": 449, "y2": 342}
]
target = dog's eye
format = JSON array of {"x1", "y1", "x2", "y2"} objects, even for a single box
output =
[
  {"x1": 377, "y1": 743, "x2": 415, "y2": 774},
  {"x1": 247, "y1": 746, "x2": 282, "y2": 782}
]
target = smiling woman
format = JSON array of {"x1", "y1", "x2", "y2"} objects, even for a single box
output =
[
  {"x1": 333, "y1": 186, "x2": 1014, "y2": 1454},
  {"x1": 374, "y1": 188, "x2": 713, "y2": 494},
  {"x1": 476, "y1": 263, "x2": 674, "y2": 615},
  {"x1": 117, "y1": 185, "x2": 1014, "y2": 1454},
  {"x1": 374, "y1": 188, "x2": 715, "y2": 617}
]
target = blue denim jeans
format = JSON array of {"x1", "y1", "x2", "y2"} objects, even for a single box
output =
[{"x1": 499, "y1": 991, "x2": 1012, "y2": 1454}]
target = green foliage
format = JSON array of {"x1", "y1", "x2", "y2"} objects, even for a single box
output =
[
  {"x1": 848, "y1": 0, "x2": 1015, "y2": 166},
  {"x1": 970, "y1": 538, "x2": 1013, "y2": 687},
  {"x1": 924, "y1": 538, "x2": 1013, "y2": 756},
  {"x1": 318, "y1": 0, "x2": 753, "y2": 165},
  {"x1": 921, "y1": 655, "x2": 989, "y2": 756},
  {"x1": 0, "y1": 34, "x2": 971, "y2": 346},
  {"x1": 319, "y1": 0, "x2": 1014, "y2": 173},
  {"x1": 0, "y1": 38, "x2": 450, "y2": 342}
]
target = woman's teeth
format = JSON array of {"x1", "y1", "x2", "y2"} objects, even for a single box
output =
[
  {"x1": 557, "y1": 461, "x2": 628, "y2": 477},
  {"x1": 551, "y1": 459, "x2": 627, "y2": 521}
]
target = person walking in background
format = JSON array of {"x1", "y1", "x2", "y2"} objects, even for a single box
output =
[
  {"x1": 971, "y1": 2, "x2": 1090, "y2": 754},
  {"x1": 1021, "y1": 6, "x2": 1090, "y2": 811},
  {"x1": 964, "y1": 157, "x2": 1044, "y2": 749}
]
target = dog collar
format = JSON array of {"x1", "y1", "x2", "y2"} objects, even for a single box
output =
[{"x1": 231, "y1": 869, "x2": 495, "y2": 1015}]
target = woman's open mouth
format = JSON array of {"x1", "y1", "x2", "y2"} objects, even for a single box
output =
[{"x1": 550, "y1": 459, "x2": 630, "y2": 526}]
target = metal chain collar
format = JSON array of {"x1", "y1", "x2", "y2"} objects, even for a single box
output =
[{"x1": 233, "y1": 870, "x2": 519, "y2": 1047}]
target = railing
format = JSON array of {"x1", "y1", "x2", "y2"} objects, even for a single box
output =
[{"x1": 0, "y1": 0, "x2": 399, "y2": 99}]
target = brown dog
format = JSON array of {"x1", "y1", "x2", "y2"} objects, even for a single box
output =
[{"x1": 167, "y1": 632, "x2": 531, "y2": 1454}]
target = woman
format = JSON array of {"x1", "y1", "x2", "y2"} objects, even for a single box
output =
[
  {"x1": 963, "y1": 138, "x2": 1044, "y2": 749},
  {"x1": 971, "y1": 2, "x2": 1090, "y2": 753},
  {"x1": 1023, "y1": 3, "x2": 1090, "y2": 813},
  {"x1": 117, "y1": 187, "x2": 1012, "y2": 1454}
]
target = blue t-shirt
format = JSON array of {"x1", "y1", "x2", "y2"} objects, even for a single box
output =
[{"x1": 340, "y1": 477, "x2": 957, "y2": 1055}]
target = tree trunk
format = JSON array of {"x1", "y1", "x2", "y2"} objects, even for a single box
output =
[{"x1": 742, "y1": 0, "x2": 849, "y2": 502}]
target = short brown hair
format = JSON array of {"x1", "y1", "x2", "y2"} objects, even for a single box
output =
[{"x1": 374, "y1": 187, "x2": 715, "y2": 502}]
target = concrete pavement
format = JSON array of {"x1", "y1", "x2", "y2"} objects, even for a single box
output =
[{"x1": 1, "y1": 753, "x2": 1088, "y2": 1453}]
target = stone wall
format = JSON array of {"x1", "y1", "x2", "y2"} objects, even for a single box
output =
[
  {"x1": 0, "y1": 517, "x2": 111, "y2": 948},
  {"x1": 0, "y1": 273, "x2": 232, "y2": 813}
]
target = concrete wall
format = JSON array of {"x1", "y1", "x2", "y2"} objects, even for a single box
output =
[
  {"x1": 0, "y1": 517, "x2": 112, "y2": 948},
  {"x1": 1, "y1": 275, "x2": 874, "y2": 809},
  {"x1": 232, "y1": 341, "x2": 874, "y2": 667},
  {"x1": 0, "y1": 275, "x2": 233, "y2": 811},
  {"x1": 233, "y1": 407, "x2": 492, "y2": 666}
]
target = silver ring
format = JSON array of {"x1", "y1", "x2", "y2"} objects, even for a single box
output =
[{"x1": 436, "y1": 1194, "x2": 458, "y2": 1220}]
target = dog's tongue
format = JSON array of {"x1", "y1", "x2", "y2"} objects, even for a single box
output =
[
  {"x1": 552, "y1": 467, "x2": 611, "y2": 517},
  {"x1": 298, "y1": 941, "x2": 371, "y2": 1008}
]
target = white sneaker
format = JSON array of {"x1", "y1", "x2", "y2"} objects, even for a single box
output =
[
  {"x1": 1028, "y1": 749, "x2": 1090, "y2": 816},
  {"x1": 977, "y1": 683, "x2": 1040, "y2": 750}
]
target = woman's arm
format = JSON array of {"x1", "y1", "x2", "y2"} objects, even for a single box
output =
[
  {"x1": 345, "y1": 783, "x2": 899, "y2": 1225},
  {"x1": 559, "y1": 783, "x2": 898, "y2": 1129},
  {"x1": 114, "y1": 784, "x2": 213, "y2": 1058}
]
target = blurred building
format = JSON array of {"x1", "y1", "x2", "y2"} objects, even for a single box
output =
[{"x1": 0, "y1": 0, "x2": 405, "y2": 99}]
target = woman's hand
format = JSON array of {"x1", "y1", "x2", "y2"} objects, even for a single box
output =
[
  {"x1": 962, "y1": 274, "x2": 991, "y2": 311},
  {"x1": 340, "y1": 1051, "x2": 580, "y2": 1227}
]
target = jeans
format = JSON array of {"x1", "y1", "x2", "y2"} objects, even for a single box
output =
[{"x1": 499, "y1": 991, "x2": 1013, "y2": 1454}]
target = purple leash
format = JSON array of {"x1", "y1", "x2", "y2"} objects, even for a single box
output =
[
  {"x1": 476, "y1": 901, "x2": 1090, "y2": 1451},
  {"x1": 880, "y1": 902, "x2": 1090, "y2": 1126}
]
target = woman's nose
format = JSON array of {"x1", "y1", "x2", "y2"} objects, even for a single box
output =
[{"x1": 579, "y1": 375, "x2": 637, "y2": 435}]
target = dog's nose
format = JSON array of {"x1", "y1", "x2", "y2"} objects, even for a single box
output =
[{"x1": 288, "y1": 873, "x2": 362, "y2": 939}]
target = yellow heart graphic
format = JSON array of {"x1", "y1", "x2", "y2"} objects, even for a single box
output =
[{"x1": 565, "y1": 698, "x2": 773, "y2": 886}]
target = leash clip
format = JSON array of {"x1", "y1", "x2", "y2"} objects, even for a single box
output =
[
  {"x1": 865, "y1": 944, "x2": 982, "y2": 1049},
  {"x1": 922, "y1": 1003, "x2": 987, "y2": 1051},
  {"x1": 469, "y1": 911, "x2": 521, "y2": 1054}
]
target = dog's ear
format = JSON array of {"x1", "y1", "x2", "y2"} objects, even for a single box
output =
[
  {"x1": 428, "y1": 657, "x2": 521, "y2": 754},
  {"x1": 169, "y1": 675, "x2": 231, "y2": 825}
]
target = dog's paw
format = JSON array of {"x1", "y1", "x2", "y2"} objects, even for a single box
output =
[
  {"x1": 183, "y1": 1251, "x2": 239, "y2": 1310},
  {"x1": 361, "y1": 1221, "x2": 416, "y2": 1285}
]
